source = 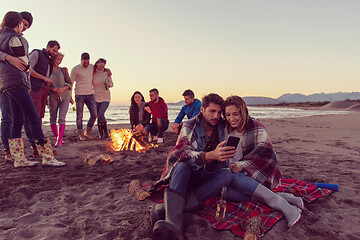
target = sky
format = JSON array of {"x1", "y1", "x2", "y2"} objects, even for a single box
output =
[{"x1": 2, "y1": 0, "x2": 359, "y2": 104}]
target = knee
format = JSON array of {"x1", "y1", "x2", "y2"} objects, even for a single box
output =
[
  {"x1": 218, "y1": 168, "x2": 233, "y2": 187},
  {"x1": 172, "y1": 162, "x2": 191, "y2": 176}
]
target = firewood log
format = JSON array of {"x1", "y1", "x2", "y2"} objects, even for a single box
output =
[
  {"x1": 244, "y1": 216, "x2": 262, "y2": 240},
  {"x1": 129, "y1": 180, "x2": 150, "y2": 201}
]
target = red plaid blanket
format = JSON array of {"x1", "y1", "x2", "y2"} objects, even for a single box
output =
[{"x1": 198, "y1": 178, "x2": 335, "y2": 237}]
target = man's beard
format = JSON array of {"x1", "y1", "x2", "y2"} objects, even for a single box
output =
[{"x1": 203, "y1": 117, "x2": 217, "y2": 128}]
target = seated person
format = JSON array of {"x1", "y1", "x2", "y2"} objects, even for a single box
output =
[
  {"x1": 172, "y1": 89, "x2": 201, "y2": 134},
  {"x1": 223, "y1": 95, "x2": 302, "y2": 228},
  {"x1": 143, "y1": 88, "x2": 169, "y2": 143},
  {"x1": 129, "y1": 91, "x2": 151, "y2": 134},
  {"x1": 150, "y1": 93, "x2": 235, "y2": 239}
]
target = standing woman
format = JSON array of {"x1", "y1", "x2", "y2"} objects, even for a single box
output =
[
  {"x1": 48, "y1": 52, "x2": 73, "y2": 146},
  {"x1": 0, "y1": 11, "x2": 65, "y2": 167},
  {"x1": 93, "y1": 58, "x2": 113, "y2": 138},
  {"x1": 129, "y1": 91, "x2": 151, "y2": 134},
  {"x1": 223, "y1": 96, "x2": 302, "y2": 228}
]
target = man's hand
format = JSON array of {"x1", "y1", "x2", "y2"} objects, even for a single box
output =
[
  {"x1": 70, "y1": 97, "x2": 75, "y2": 105},
  {"x1": 205, "y1": 141, "x2": 237, "y2": 162},
  {"x1": 5, "y1": 55, "x2": 27, "y2": 71},
  {"x1": 105, "y1": 68, "x2": 112, "y2": 77},
  {"x1": 230, "y1": 162, "x2": 244, "y2": 172},
  {"x1": 172, "y1": 123, "x2": 180, "y2": 134},
  {"x1": 144, "y1": 106, "x2": 151, "y2": 114},
  {"x1": 43, "y1": 77, "x2": 53, "y2": 84}
]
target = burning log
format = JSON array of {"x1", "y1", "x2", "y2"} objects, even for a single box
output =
[
  {"x1": 110, "y1": 129, "x2": 157, "y2": 152},
  {"x1": 128, "y1": 180, "x2": 150, "y2": 201}
]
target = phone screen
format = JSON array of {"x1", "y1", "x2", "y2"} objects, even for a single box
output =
[{"x1": 226, "y1": 136, "x2": 240, "y2": 149}]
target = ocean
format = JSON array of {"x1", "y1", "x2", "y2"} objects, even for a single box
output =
[{"x1": 37, "y1": 104, "x2": 350, "y2": 126}]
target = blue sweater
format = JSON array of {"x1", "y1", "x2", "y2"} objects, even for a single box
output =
[{"x1": 174, "y1": 99, "x2": 201, "y2": 124}]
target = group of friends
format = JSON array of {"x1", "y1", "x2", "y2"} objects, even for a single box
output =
[
  {"x1": 0, "y1": 11, "x2": 114, "y2": 168},
  {"x1": 1, "y1": 10, "x2": 303, "y2": 239}
]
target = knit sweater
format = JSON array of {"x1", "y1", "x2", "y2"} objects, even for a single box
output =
[
  {"x1": 70, "y1": 64, "x2": 94, "y2": 95},
  {"x1": 93, "y1": 69, "x2": 113, "y2": 102}
]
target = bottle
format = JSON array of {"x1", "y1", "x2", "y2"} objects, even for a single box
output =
[
  {"x1": 216, "y1": 186, "x2": 227, "y2": 220},
  {"x1": 104, "y1": 78, "x2": 108, "y2": 90}
]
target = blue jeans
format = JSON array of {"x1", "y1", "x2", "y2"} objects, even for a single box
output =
[
  {"x1": 169, "y1": 161, "x2": 232, "y2": 202},
  {"x1": 75, "y1": 94, "x2": 97, "y2": 130},
  {"x1": 49, "y1": 95, "x2": 71, "y2": 125},
  {"x1": 144, "y1": 118, "x2": 169, "y2": 138},
  {"x1": 226, "y1": 172, "x2": 260, "y2": 202},
  {"x1": 96, "y1": 101, "x2": 109, "y2": 123},
  {"x1": 4, "y1": 88, "x2": 44, "y2": 140},
  {"x1": 0, "y1": 92, "x2": 12, "y2": 148}
]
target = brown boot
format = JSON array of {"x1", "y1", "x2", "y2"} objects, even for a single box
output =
[
  {"x1": 78, "y1": 129, "x2": 85, "y2": 141},
  {"x1": 84, "y1": 126, "x2": 93, "y2": 139}
]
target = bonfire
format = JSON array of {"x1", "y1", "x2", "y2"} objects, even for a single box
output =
[{"x1": 110, "y1": 129, "x2": 157, "y2": 153}]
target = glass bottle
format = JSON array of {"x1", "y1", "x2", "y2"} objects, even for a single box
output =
[
  {"x1": 216, "y1": 186, "x2": 227, "y2": 220},
  {"x1": 104, "y1": 78, "x2": 108, "y2": 90}
]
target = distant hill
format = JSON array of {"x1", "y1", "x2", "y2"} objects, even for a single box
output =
[
  {"x1": 167, "y1": 92, "x2": 360, "y2": 106},
  {"x1": 243, "y1": 97, "x2": 281, "y2": 106},
  {"x1": 278, "y1": 92, "x2": 360, "y2": 103}
]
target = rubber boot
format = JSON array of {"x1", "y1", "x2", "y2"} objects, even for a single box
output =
[
  {"x1": 276, "y1": 192, "x2": 304, "y2": 210},
  {"x1": 150, "y1": 192, "x2": 200, "y2": 226},
  {"x1": 153, "y1": 188, "x2": 184, "y2": 240},
  {"x1": 35, "y1": 138, "x2": 66, "y2": 166},
  {"x1": 55, "y1": 124, "x2": 65, "y2": 147},
  {"x1": 84, "y1": 126, "x2": 93, "y2": 139},
  {"x1": 98, "y1": 123, "x2": 104, "y2": 139},
  {"x1": 103, "y1": 122, "x2": 109, "y2": 138},
  {"x1": 9, "y1": 138, "x2": 39, "y2": 168},
  {"x1": 252, "y1": 184, "x2": 301, "y2": 228},
  {"x1": 50, "y1": 124, "x2": 58, "y2": 139}
]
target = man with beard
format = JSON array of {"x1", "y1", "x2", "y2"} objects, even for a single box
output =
[
  {"x1": 143, "y1": 88, "x2": 169, "y2": 143},
  {"x1": 29, "y1": 40, "x2": 60, "y2": 124},
  {"x1": 149, "y1": 93, "x2": 236, "y2": 240}
]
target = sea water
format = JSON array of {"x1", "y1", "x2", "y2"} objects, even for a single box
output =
[{"x1": 7, "y1": 104, "x2": 351, "y2": 126}]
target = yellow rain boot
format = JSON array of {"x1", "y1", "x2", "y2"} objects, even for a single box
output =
[
  {"x1": 9, "y1": 138, "x2": 39, "y2": 168},
  {"x1": 35, "y1": 138, "x2": 66, "y2": 167}
]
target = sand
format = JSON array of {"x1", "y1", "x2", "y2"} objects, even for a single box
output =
[{"x1": 0, "y1": 110, "x2": 360, "y2": 239}]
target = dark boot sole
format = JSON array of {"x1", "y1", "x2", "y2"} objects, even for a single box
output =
[{"x1": 153, "y1": 221, "x2": 183, "y2": 240}]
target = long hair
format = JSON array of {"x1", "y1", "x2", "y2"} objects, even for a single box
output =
[
  {"x1": 223, "y1": 96, "x2": 249, "y2": 134},
  {"x1": 0, "y1": 11, "x2": 23, "y2": 33},
  {"x1": 93, "y1": 58, "x2": 107, "y2": 74},
  {"x1": 130, "y1": 91, "x2": 145, "y2": 106}
]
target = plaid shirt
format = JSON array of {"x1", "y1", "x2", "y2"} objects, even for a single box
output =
[{"x1": 150, "y1": 113, "x2": 226, "y2": 192}]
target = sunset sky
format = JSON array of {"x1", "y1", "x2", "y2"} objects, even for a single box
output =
[{"x1": 2, "y1": 0, "x2": 359, "y2": 104}]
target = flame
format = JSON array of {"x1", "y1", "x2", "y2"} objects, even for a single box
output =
[{"x1": 110, "y1": 129, "x2": 157, "y2": 153}]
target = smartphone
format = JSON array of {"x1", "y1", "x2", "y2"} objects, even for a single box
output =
[{"x1": 225, "y1": 136, "x2": 240, "y2": 149}]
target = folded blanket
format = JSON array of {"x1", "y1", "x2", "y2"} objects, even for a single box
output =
[{"x1": 198, "y1": 178, "x2": 335, "y2": 237}]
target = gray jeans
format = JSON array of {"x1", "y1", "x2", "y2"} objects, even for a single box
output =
[{"x1": 48, "y1": 93, "x2": 71, "y2": 125}]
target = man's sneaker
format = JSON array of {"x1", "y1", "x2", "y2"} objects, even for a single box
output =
[{"x1": 157, "y1": 138, "x2": 163, "y2": 143}]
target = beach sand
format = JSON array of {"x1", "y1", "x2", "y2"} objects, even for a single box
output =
[{"x1": 0, "y1": 111, "x2": 359, "y2": 239}]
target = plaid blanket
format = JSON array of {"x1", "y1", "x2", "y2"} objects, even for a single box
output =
[
  {"x1": 198, "y1": 178, "x2": 335, "y2": 237},
  {"x1": 150, "y1": 114, "x2": 225, "y2": 192},
  {"x1": 230, "y1": 118, "x2": 283, "y2": 189}
]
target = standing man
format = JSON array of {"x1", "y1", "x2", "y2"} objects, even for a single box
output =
[
  {"x1": 0, "y1": 11, "x2": 39, "y2": 159},
  {"x1": 29, "y1": 40, "x2": 60, "y2": 123},
  {"x1": 172, "y1": 89, "x2": 201, "y2": 134},
  {"x1": 143, "y1": 88, "x2": 169, "y2": 143},
  {"x1": 70, "y1": 52, "x2": 97, "y2": 140},
  {"x1": 150, "y1": 93, "x2": 236, "y2": 239}
]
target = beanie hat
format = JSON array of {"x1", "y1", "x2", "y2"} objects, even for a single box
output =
[{"x1": 20, "y1": 11, "x2": 33, "y2": 28}]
